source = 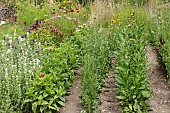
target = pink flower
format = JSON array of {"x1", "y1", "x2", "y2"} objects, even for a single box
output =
[
  {"x1": 62, "y1": 40, "x2": 65, "y2": 43},
  {"x1": 65, "y1": 16, "x2": 71, "y2": 20},
  {"x1": 60, "y1": 10, "x2": 66, "y2": 13},
  {"x1": 39, "y1": 73, "x2": 45, "y2": 78},
  {"x1": 73, "y1": 18, "x2": 79, "y2": 22},
  {"x1": 56, "y1": 15, "x2": 62, "y2": 18}
]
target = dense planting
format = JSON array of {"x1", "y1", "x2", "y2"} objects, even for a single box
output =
[
  {"x1": 79, "y1": 27, "x2": 110, "y2": 112},
  {"x1": 157, "y1": 8, "x2": 170, "y2": 82},
  {"x1": 111, "y1": 14, "x2": 152, "y2": 112},
  {"x1": 0, "y1": 33, "x2": 42, "y2": 112},
  {"x1": 0, "y1": 0, "x2": 170, "y2": 113}
]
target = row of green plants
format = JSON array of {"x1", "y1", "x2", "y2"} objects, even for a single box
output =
[
  {"x1": 0, "y1": 33, "x2": 43, "y2": 112},
  {"x1": 78, "y1": 27, "x2": 110, "y2": 112},
  {"x1": 0, "y1": 0, "x2": 83, "y2": 112},
  {"x1": 24, "y1": 40, "x2": 80, "y2": 113},
  {"x1": 0, "y1": 31, "x2": 80, "y2": 113},
  {"x1": 110, "y1": 13, "x2": 152, "y2": 112},
  {"x1": 156, "y1": 7, "x2": 170, "y2": 83}
]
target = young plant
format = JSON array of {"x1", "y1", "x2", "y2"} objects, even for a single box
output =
[
  {"x1": 24, "y1": 41, "x2": 80, "y2": 113},
  {"x1": 80, "y1": 27, "x2": 110, "y2": 112},
  {"x1": 110, "y1": 13, "x2": 152, "y2": 112}
]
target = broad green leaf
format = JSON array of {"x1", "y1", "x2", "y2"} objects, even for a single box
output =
[
  {"x1": 54, "y1": 95, "x2": 59, "y2": 99},
  {"x1": 41, "y1": 100, "x2": 48, "y2": 105},
  {"x1": 48, "y1": 105, "x2": 56, "y2": 110},
  {"x1": 38, "y1": 95, "x2": 43, "y2": 101},
  {"x1": 58, "y1": 101, "x2": 65, "y2": 106},
  {"x1": 129, "y1": 105, "x2": 132, "y2": 110},
  {"x1": 43, "y1": 92, "x2": 49, "y2": 98},
  {"x1": 116, "y1": 96, "x2": 124, "y2": 100},
  {"x1": 142, "y1": 91, "x2": 151, "y2": 98},
  {"x1": 59, "y1": 97, "x2": 66, "y2": 102},
  {"x1": 133, "y1": 100, "x2": 138, "y2": 111},
  {"x1": 52, "y1": 103, "x2": 60, "y2": 111},
  {"x1": 49, "y1": 100, "x2": 53, "y2": 105},
  {"x1": 40, "y1": 106, "x2": 45, "y2": 113},
  {"x1": 32, "y1": 102, "x2": 37, "y2": 113},
  {"x1": 24, "y1": 99, "x2": 32, "y2": 103}
]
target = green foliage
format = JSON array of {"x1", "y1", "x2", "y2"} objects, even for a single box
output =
[
  {"x1": 24, "y1": 74, "x2": 66, "y2": 113},
  {"x1": 0, "y1": 1, "x2": 81, "y2": 112},
  {"x1": 24, "y1": 41, "x2": 80, "y2": 113},
  {"x1": 0, "y1": 33, "x2": 43, "y2": 112},
  {"x1": 78, "y1": 0, "x2": 94, "y2": 6},
  {"x1": 110, "y1": 13, "x2": 152, "y2": 112},
  {"x1": 157, "y1": 7, "x2": 170, "y2": 82},
  {"x1": 15, "y1": 2, "x2": 52, "y2": 27},
  {"x1": 80, "y1": 27, "x2": 110, "y2": 112},
  {"x1": 129, "y1": 0, "x2": 148, "y2": 6}
]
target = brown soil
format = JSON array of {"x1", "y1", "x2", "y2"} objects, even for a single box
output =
[
  {"x1": 59, "y1": 68, "x2": 83, "y2": 113},
  {"x1": 146, "y1": 46, "x2": 170, "y2": 113},
  {"x1": 59, "y1": 46, "x2": 170, "y2": 113},
  {"x1": 99, "y1": 59, "x2": 122, "y2": 113}
]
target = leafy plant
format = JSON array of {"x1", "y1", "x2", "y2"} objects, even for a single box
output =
[
  {"x1": 156, "y1": 7, "x2": 170, "y2": 82},
  {"x1": 24, "y1": 41, "x2": 80, "y2": 113},
  {"x1": 110, "y1": 12, "x2": 152, "y2": 112},
  {"x1": 0, "y1": 32, "x2": 43, "y2": 112},
  {"x1": 80, "y1": 27, "x2": 110, "y2": 112},
  {"x1": 24, "y1": 73, "x2": 66, "y2": 113}
]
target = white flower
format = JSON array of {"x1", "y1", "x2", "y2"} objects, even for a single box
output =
[
  {"x1": 14, "y1": 29, "x2": 17, "y2": 36},
  {"x1": 0, "y1": 21, "x2": 6, "y2": 26},
  {"x1": 6, "y1": 49, "x2": 11, "y2": 54},
  {"x1": 75, "y1": 28, "x2": 80, "y2": 32},
  {"x1": 9, "y1": 39, "x2": 12, "y2": 44}
]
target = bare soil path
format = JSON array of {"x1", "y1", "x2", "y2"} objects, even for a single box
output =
[
  {"x1": 146, "y1": 46, "x2": 170, "y2": 113},
  {"x1": 60, "y1": 69, "x2": 83, "y2": 113},
  {"x1": 99, "y1": 60, "x2": 122, "y2": 113}
]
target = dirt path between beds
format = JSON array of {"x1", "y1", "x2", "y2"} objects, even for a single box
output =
[
  {"x1": 60, "y1": 69, "x2": 83, "y2": 113},
  {"x1": 99, "y1": 59, "x2": 122, "y2": 113},
  {"x1": 146, "y1": 46, "x2": 170, "y2": 113}
]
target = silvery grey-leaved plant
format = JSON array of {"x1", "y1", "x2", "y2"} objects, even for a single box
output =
[{"x1": 0, "y1": 31, "x2": 43, "y2": 112}]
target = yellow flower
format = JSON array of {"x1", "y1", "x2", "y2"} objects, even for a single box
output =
[
  {"x1": 111, "y1": 20, "x2": 115, "y2": 24},
  {"x1": 119, "y1": 22, "x2": 122, "y2": 26},
  {"x1": 131, "y1": 20, "x2": 135, "y2": 24},
  {"x1": 113, "y1": 14, "x2": 120, "y2": 19}
]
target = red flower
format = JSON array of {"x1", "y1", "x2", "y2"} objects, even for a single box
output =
[
  {"x1": 59, "y1": 34, "x2": 63, "y2": 38},
  {"x1": 39, "y1": 73, "x2": 45, "y2": 78},
  {"x1": 69, "y1": 30, "x2": 74, "y2": 36},
  {"x1": 159, "y1": 36, "x2": 164, "y2": 45},
  {"x1": 23, "y1": 22, "x2": 27, "y2": 25},
  {"x1": 62, "y1": 40, "x2": 65, "y2": 43},
  {"x1": 50, "y1": 29, "x2": 55, "y2": 32}
]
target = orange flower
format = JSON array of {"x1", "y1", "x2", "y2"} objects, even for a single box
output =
[{"x1": 48, "y1": 47, "x2": 53, "y2": 50}]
